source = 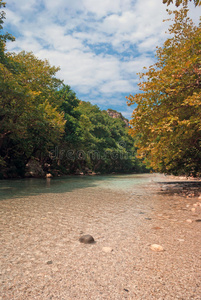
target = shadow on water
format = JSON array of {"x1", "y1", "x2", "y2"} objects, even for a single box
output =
[
  {"x1": 0, "y1": 174, "x2": 153, "y2": 201},
  {"x1": 0, "y1": 176, "x2": 100, "y2": 201}
]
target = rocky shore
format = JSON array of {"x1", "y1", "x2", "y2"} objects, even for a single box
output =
[{"x1": 0, "y1": 174, "x2": 200, "y2": 299}]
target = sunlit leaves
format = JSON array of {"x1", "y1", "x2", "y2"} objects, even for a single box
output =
[
  {"x1": 163, "y1": 0, "x2": 201, "y2": 7},
  {"x1": 127, "y1": 8, "x2": 201, "y2": 176},
  {"x1": 0, "y1": 49, "x2": 66, "y2": 174}
]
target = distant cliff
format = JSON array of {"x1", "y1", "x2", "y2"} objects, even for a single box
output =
[{"x1": 106, "y1": 109, "x2": 130, "y2": 127}]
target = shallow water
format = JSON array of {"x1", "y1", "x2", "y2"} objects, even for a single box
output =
[
  {"x1": 0, "y1": 173, "x2": 201, "y2": 299},
  {"x1": 0, "y1": 173, "x2": 155, "y2": 201}
]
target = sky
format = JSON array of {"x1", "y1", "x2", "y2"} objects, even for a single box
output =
[{"x1": 3, "y1": 0, "x2": 201, "y2": 119}]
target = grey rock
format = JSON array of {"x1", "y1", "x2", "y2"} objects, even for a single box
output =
[
  {"x1": 79, "y1": 234, "x2": 95, "y2": 244},
  {"x1": 25, "y1": 159, "x2": 45, "y2": 178}
]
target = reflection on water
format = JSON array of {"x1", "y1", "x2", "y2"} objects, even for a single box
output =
[{"x1": 0, "y1": 174, "x2": 154, "y2": 201}]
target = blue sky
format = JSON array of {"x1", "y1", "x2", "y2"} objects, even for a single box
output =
[{"x1": 3, "y1": 0, "x2": 201, "y2": 119}]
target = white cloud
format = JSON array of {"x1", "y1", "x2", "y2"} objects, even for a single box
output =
[
  {"x1": 100, "y1": 79, "x2": 134, "y2": 94},
  {"x1": 3, "y1": 0, "x2": 201, "y2": 118},
  {"x1": 83, "y1": 0, "x2": 122, "y2": 17}
]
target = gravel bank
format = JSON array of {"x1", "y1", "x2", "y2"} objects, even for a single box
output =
[{"x1": 0, "y1": 174, "x2": 201, "y2": 299}]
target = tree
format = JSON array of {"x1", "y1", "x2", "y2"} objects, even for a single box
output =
[
  {"x1": 0, "y1": 50, "x2": 66, "y2": 176},
  {"x1": 74, "y1": 101, "x2": 147, "y2": 173},
  {"x1": 0, "y1": 1, "x2": 15, "y2": 51},
  {"x1": 163, "y1": 0, "x2": 201, "y2": 6},
  {"x1": 127, "y1": 8, "x2": 201, "y2": 176},
  {"x1": 58, "y1": 85, "x2": 82, "y2": 145}
]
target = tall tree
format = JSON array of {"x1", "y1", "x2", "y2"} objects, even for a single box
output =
[{"x1": 127, "y1": 8, "x2": 201, "y2": 176}]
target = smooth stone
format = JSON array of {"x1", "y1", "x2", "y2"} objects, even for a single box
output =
[
  {"x1": 102, "y1": 247, "x2": 113, "y2": 253},
  {"x1": 186, "y1": 219, "x2": 193, "y2": 223},
  {"x1": 46, "y1": 173, "x2": 53, "y2": 178},
  {"x1": 79, "y1": 234, "x2": 95, "y2": 244},
  {"x1": 150, "y1": 244, "x2": 164, "y2": 252}
]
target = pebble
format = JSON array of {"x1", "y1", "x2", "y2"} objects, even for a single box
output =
[
  {"x1": 79, "y1": 234, "x2": 95, "y2": 244},
  {"x1": 186, "y1": 219, "x2": 193, "y2": 223},
  {"x1": 102, "y1": 247, "x2": 113, "y2": 253},
  {"x1": 150, "y1": 244, "x2": 164, "y2": 252}
]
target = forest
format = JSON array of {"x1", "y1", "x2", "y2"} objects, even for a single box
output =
[
  {"x1": 0, "y1": 1, "x2": 149, "y2": 178},
  {"x1": 1, "y1": 0, "x2": 200, "y2": 178}
]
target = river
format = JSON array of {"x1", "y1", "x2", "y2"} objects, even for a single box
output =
[
  {"x1": 0, "y1": 173, "x2": 154, "y2": 201},
  {"x1": 0, "y1": 173, "x2": 200, "y2": 299}
]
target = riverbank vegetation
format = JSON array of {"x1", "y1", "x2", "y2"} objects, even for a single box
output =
[
  {"x1": 1, "y1": 1, "x2": 200, "y2": 179},
  {"x1": 127, "y1": 7, "x2": 201, "y2": 177},
  {"x1": 0, "y1": 1, "x2": 148, "y2": 179}
]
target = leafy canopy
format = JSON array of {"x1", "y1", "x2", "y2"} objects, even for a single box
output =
[
  {"x1": 127, "y1": 8, "x2": 201, "y2": 176},
  {"x1": 163, "y1": 0, "x2": 201, "y2": 6}
]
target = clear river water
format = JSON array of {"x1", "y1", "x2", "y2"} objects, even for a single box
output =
[
  {"x1": 1, "y1": 173, "x2": 200, "y2": 299},
  {"x1": 0, "y1": 173, "x2": 155, "y2": 201}
]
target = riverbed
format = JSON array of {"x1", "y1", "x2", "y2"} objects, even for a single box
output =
[{"x1": 0, "y1": 174, "x2": 201, "y2": 299}]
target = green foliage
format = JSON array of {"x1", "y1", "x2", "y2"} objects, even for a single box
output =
[
  {"x1": 58, "y1": 85, "x2": 82, "y2": 145},
  {"x1": 70, "y1": 101, "x2": 148, "y2": 173},
  {"x1": 127, "y1": 8, "x2": 201, "y2": 177},
  {"x1": 0, "y1": 49, "x2": 66, "y2": 176},
  {"x1": 0, "y1": 1, "x2": 148, "y2": 177},
  {"x1": 0, "y1": 0, "x2": 15, "y2": 65}
]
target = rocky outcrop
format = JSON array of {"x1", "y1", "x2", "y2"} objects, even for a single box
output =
[
  {"x1": 106, "y1": 109, "x2": 129, "y2": 127},
  {"x1": 25, "y1": 159, "x2": 45, "y2": 178}
]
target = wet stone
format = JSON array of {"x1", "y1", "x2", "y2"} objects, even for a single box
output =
[{"x1": 79, "y1": 234, "x2": 95, "y2": 244}]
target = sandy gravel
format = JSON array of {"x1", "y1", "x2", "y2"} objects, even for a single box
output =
[{"x1": 0, "y1": 174, "x2": 201, "y2": 300}]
